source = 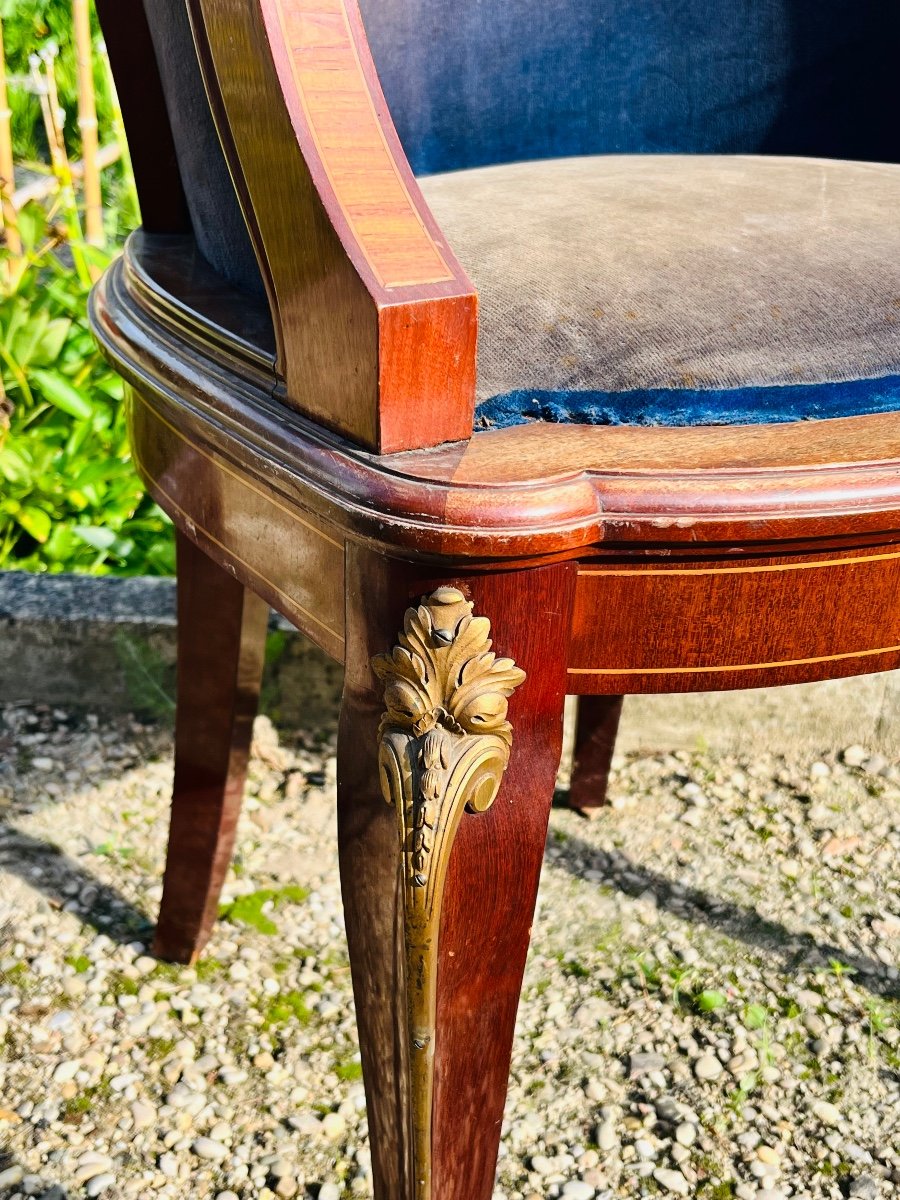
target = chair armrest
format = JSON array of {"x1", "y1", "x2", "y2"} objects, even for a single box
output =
[{"x1": 189, "y1": 0, "x2": 477, "y2": 452}]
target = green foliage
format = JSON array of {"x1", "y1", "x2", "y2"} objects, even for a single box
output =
[
  {"x1": 743, "y1": 1002, "x2": 769, "y2": 1030},
  {"x1": 261, "y1": 989, "x2": 312, "y2": 1029},
  {"x1": 0, "y1": 202, "x2": 173, "y2": 574},
  {"x1": 0, "y1": 0, "x2": 112, "y2": 163},
  {"x1": 219, "y1": 885, "x2": 311, "y2": 936},
  {"x1": 696, "y1": 989, "x2": 728, "y2": 1014},
  {"x1": 335, "y1": 1058, "x2": 363, "y2": 1081}
]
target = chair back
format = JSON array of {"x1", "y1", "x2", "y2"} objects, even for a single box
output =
[{"x1": 362, "y1": 0, "x2": 900, "y2": 174}]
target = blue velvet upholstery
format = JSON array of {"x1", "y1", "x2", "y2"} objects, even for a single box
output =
[
  {"x1": 476, "y1": 377, "x2": 900, "y2": 431},
  {"x1": 360, "y1": 0, "x2": 900, "y2": 174}
]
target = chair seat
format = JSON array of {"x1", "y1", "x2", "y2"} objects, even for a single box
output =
[{"x1": 419, "y1": 155, "x2": 900, "y2": 428}]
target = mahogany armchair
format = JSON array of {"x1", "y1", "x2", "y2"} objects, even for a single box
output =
[{"x1": 90, "y1": 1, "x2": 900, "y2": 1196}]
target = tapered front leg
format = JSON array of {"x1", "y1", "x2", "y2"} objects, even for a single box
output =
[
  {"x1": 338, "y1": 549, "x2": 575, "y2": 1200},
  {"x1": 568, "y1": 694, "x2": 624, "y2": 814},
  {"x1": 153, "y1": 531, "x2": 269, "y2": 963}
]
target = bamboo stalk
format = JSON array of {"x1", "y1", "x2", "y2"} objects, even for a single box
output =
[
  {"x1": 0, "y1": 18, "x2": 20, "y2": 258},
  {"x1": 31, "y1": 50, "x2": 92, "y2": 287},
  {"x1": 40, "y1": 47, "x2": 70, "y2": 177},
  {"x1": 73, "y1": 0, "x2": 102, "y2": 246}
]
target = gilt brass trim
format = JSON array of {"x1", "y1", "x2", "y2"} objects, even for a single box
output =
[{"x1": 372, "y1": 587, "x2": 526, "y2": 1200}]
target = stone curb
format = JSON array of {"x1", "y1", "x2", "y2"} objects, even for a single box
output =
[
  {"x1": 1, "y1": 570, "x2": 898, "y2": 757},
  {"x1": 0, "y1": 571, "x2": 342, "y2": 731}
]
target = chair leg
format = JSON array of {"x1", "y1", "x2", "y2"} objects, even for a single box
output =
[
  {"x1": 568, "y1": 694, "x2": 624, "y2": 815},
  {"x1": 153, "y1": 531, "x2": 269, "y2": 964},
  {"x1": 337, "y1": 548, "x2": 575, "y2": 1200}
]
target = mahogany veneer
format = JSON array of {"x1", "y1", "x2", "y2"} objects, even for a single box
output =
[{"x1": 90, "y1": 1, "x2": 900, "y2": 1197}]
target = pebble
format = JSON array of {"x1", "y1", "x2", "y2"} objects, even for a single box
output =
[
  {"x1": 694, "y1": 1054, "x2": 723, "y2": 1081},
  {"x1": 85, "y1": 1174, "x2": 116, "y2": 1197},
  {"x1": 848, "y1": 1177, "x2": 881, "y2": 1200},
  {"x1": 811, "y1": 1100, "x2": 842, "y2": 1126},
  {"x1": 191, "y1": 1138, "x2": 229, "y2": 1162},
  {"x1": 321, "y1": 1112, "x2": 346, "y2": 1140},
  {"x1": 561, "y1": 1184, "x2": 594, "y2": 1200},
  {"x1": 628, "y1": 1051, "x2": 666, "y2": 1077},
  {"x1": 317, "y1": 1186, "x2": 341, "y2": 1200},
  {"x1": 130, "y1": 1100, "x2": 155, "y2": 1130},
  {"x1": 595, "y1": 1122, "x2": 617, "y2": 1151},
  {"x1": 51, "y1": 1061, "x2": 79, "y2": 1084},
  {"x1": 843, "y1": 745, "x2": 869, "y2": 767},
  {"x1": 652, "y1": 1167, "x2": 690, "y2": 1195},
  {"x1": 674, "y1": 1122, "x2": 696, "y2": 1147}
]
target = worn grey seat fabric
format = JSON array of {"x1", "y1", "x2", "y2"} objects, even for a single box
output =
[{"x1": 419, "y1": 155, "x2": 900, "y2": 427}]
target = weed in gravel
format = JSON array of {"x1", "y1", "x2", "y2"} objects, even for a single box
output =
[
  {"x1": 105, "y1": 971, "x2": 139, "y2": 998},
  {"x1": 219, "y1": 885, "x2": 310, "y2": 935},
  {"x1": 144, "y1": 1037, "x2": 177, "y2": 1062},
  {"x1": 261, "y1": 989, "x2": 313, "y2": 1030}
]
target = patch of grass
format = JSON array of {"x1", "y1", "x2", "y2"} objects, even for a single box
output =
[
  {"x1": 698, "y1": 1183, "x2": 736, "y2": 1199},
  {"x1": 335, "y1": 1059, "x2": 363, "y2": 1082},
  {"x1": 194, "y1": 957, "x2": 224, "y2": 983},
  {"x1": 261, "y1": 989, "x2": 313, "y2": 1029},
  {"x1": 150, "y1": 962, "x2": 183, "y2": 985},
  {"x1": 696, "y1": 989, "x2": 728, "y2": 1014},
  {"x1": 560, "y1": 958, "x2": 590, "y2": 980},
  {"x1": 743, "y1": 1002, "x2": 769, "y2": 1030},
  {"x1": 0, "y1": 962, "x2": 29, "y2": 985},
  {"x1": 65, "y1": 954, "x2": 91, "y2": 975},
  {"x1": 144, "y1": 1037, "x2": 177, "y2": 1062},
  {"x1": 219, "y1": 885, "x2": 310, "y2": 936},
  {"x1": 105, "y1": 971, "x2": 139, "y2": 997},
  {"x1": 92, "y1": 840, "x2": 135, "y2": 862}
]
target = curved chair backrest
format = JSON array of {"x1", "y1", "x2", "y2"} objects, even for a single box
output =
[
  {"x1": 361, "y1": 0, "x2": 900, "y2": 175},
  {"x1": 98, "y1": 0, "x2": 900, "y2": 455},
  {"x1": 129, "y1": 0, "x2": 900, "y2": 300}
]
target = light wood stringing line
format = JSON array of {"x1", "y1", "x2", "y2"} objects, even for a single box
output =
[
  {"x1": 133, "y1": 442, "x2": 345, "y2": 646},
  {"x1": 569, "y1": 644, "x2": 900, "y2": 676},
  {"x1": 578, "y1": 549, "x2": 900, "y2": 577},
  {"x1": 132, "y1": 391, "x2": 343, "y2": 549},
  {"x1": 272, "y1": 0, "x2": 454, "y2": 289}
]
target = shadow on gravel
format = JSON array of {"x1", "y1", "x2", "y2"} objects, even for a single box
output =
[
  {"x1": 0, "y1": 824, "x2": 153, "y2": 947},
  {"x1": 551, "y1": 831, "x2": 900, "y2": 1001}
]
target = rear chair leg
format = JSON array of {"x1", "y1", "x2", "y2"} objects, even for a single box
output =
[
  {"x1": 568, "y1": 694, "x2": 624, "y2": 814},
  {"x1": 153, "y1": 530, "x2": 268, "y2": 963},
  {"x1": 337, "y1": 550, "x2": 574, "y2": 1199}
]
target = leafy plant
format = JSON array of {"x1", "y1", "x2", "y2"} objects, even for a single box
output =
[
  {"x1": 219, "y1": 885, "x2": 311, "y2": 936},
  {"x1": 261, "y1": 988, "x2": 312, "y2": 1029},
  {"x1": 0, "y1": 200, "x2": 173, "y2": 574},
  {"x1": 696, "y1": 989, "x2": 728, "y2": 1014},
  {"x1": 0, "y1": 0, "x2": 112, "y2": 163}
]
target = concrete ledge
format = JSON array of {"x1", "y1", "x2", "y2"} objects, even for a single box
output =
[
  {"x1": 1, "y1": 571, "x2": 898, "y2": 757},
  {"x1": 0, "y1": 571, "x2": 342, "y2": 731}
]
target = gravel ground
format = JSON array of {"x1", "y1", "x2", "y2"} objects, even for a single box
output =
[{"x1": 1, "y1": 703, "x2": 899, "y2": 1200}]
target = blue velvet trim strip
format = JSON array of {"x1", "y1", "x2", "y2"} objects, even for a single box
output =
[{"x1": 475, "y1": 374, "x2": 900, "y2": 429}]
